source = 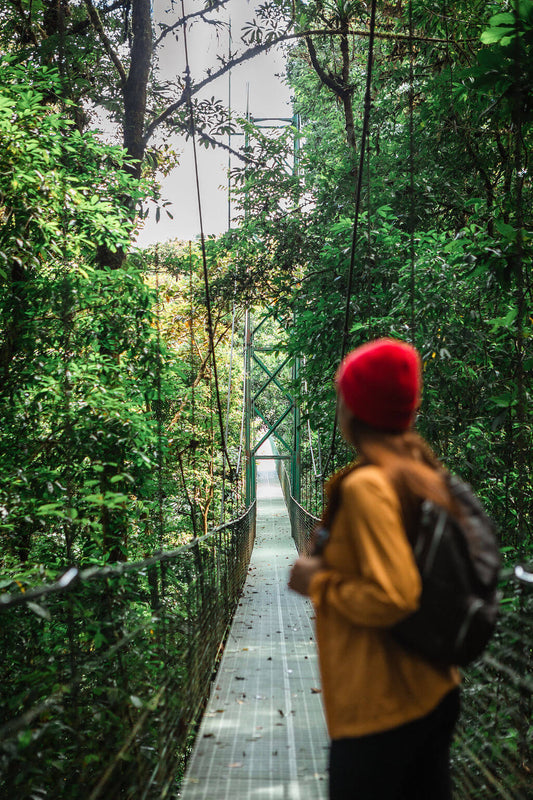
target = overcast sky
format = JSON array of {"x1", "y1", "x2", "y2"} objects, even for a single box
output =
[{"x1": 136, "y1": 1, "x2": 292, "y2": 247}]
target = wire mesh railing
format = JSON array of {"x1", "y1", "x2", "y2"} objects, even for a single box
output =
[
  {"x1": 276, "y1": 459, "x2": 320, "y2": 556},
  {"x1": 452, "y1": 567, "x2": 533, "y2": 799},
  {"x1": 0, "y1": 502, "x2": 256, "y2": 799},
  {"x1": 276, "y1": 461, "x2": 533, "y2": 799}
]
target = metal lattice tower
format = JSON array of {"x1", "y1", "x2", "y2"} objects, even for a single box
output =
[{"x1": 244, "y1": 309, "x2": 301, "y2": 506}]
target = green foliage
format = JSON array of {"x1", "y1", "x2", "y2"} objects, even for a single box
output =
[
  {"x1": 476, "y1": 2, "x2": 533, "y2": 119},
  {"x1": 132, "y1": 241, "x2": 248, "y2": 539},
  {"x1": 214, "y1": 0, "x2": 533, "y2": 550},
  {"x1": 0, "y1": 59, "x2": 165, "y2": 571},
  {"x1": 0, "y1": 58, "x2": 142, "y2": 270}
]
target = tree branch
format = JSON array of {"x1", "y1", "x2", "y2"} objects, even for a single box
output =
[
  {"x1": 67, "y1": 0, "x2": 124, "y2": 37},
  {"x1": 193, "y1": 130, "x2": 260, "y2": 165},
  {"x1": 83, "y1": 0, "x2": 127, "y2": 87},
  {"x1": 305, "y1": 35, "x2": 344, "y2": 95},
  {"x1": 145, "y1": 26, "x2": 467, "y2": 145},
  {"x1": 154, "y1": 0, "x2": 231, "y2": 49}
]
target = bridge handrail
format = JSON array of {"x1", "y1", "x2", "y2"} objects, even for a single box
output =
[
  {"x1": 0, "y1": 503, "x2": 256, "y2": 610},
  {"x1": 0, "y1": 503, "x2": 257, "y2": 798}
]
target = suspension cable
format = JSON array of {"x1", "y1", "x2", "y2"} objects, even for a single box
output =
[
  {"x1": 512, "y1": 0, "x2": 527, "y2": 554},
  {"x1": 322, "y1": 0, "x2": 378, "y2": 479},
  {"x1": 180, "y1": 0, "x2": 234, "y2": 479},
  {"x1": 189, "y1": 240, "x2": 197, "y2": 535},
  {"x1": 221, "y1": 300, "x2": 237, "y2": 520},
  {"x1": 307, "y1": 419, "x2": 318, "y2": 477},
  {"x1": 235, "y1": 324, "x2": 247, "y2": 478},
  {"x1": 225, "y1": 301, "x2": 237, "y2": 447},
  {"x1": 154, "y1": 245, "x2": 165, "y2": 550},
  {"x1": 408, "y1": 0, "x2": 416, "y2": 340},
  {"x1": 341, "y1": 0, "x2": 378, "y2": 363}
]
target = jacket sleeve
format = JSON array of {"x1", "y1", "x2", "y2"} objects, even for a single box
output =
[{"x1": 308, "y1": 469, "x2": 422, "y2": 627}]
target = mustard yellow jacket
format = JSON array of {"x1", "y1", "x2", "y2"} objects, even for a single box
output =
[{"x1": 309, "y1": 465, "x2": 460, "y2": 740}]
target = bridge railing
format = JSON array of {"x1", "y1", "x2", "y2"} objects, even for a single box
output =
[
  {"x1": 276, "y1": 459, "x2": 320, "y2": 554},
  {"x1": 453, "y1": 569, "x2": 533, "y2": 799},
  {"x1": 276, "y1": 461, "x2": 533, "y2": 799},
  {"x1": 0, "y1": 502, "x2": 256, "y2": 799}
]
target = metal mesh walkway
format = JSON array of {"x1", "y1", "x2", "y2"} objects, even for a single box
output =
[{"x1": 179, "y1": 453, "x2": 328, "y2": 799}]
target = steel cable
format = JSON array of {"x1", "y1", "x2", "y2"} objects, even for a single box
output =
[
  {"x1": 322, "y1": 0, "x2": 378, "y2": 478},
  {"x1": 180, "y1": 0, "x2": 234, "y2": 479}
]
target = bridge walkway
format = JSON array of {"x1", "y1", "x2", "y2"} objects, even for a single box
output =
[{"x1": 179, "y1": 450, "x2": 329, "y2": 799}]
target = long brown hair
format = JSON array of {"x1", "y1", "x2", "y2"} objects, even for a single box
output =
[{"x1": 322, "y1": 421, "x2": 455, "y2": 538}]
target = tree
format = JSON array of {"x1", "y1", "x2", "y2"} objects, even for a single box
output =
[
  {"x1": 210, "y1": 0, "x2": 533, "y2": 548},
  {"x1": 0, "y1": 57, "x2": 162, "y2": 566},
  {"x1": 0, "y1": 1, "x2": 299, "y2": 262}
]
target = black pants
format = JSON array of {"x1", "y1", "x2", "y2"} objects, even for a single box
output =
[{"x1": 329, "y1": 689, "x2": 460, "y2": 800}]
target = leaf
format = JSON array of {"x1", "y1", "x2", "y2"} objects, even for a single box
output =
[
  {"x1": 494, "y1": 220, "x2": 517, "y2": 241},
  {"x1": 18, "y1": 730, "x2": 33, "y2": 748},
  {"x1": 489, "y1": 393, "x2": 516, "y2": 408},
  {"x1": 489, "y1": 12, "x2": 516, "y2": 26},
  {"x1": 481, "y1": 26, "x2": 515, "y2": 45},
  {"x1": 488, "y1": 307, "x2": 518, "y2": 332},
  {"x1": 37, "y1": 503, "x2": 62, "y2": 514}
]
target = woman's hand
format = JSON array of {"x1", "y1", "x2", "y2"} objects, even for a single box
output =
[{"x1": 288, "y1": 556, "x2": 324, "y2": 597}]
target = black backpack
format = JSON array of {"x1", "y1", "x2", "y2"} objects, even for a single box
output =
[{"x1": 391, "y1": 475, "x2": 501, "y2": 667}]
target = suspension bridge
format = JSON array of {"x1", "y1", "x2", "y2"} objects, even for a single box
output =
[
  {"x1": 1, "y1": 0, "x2": 532, "y2": 791},
  {"x1": 0, "y1": 309, "x2": 532, "y2": 799}
]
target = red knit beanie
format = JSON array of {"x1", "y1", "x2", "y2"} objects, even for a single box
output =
[{"x1": 336, "y1": 339, "x2": 421, "y2": 432}]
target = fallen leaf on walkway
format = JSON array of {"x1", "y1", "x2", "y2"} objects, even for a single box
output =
[
  {"x1": 229, "y1": 762, "x2": 243, "y2": 768},
  {"x1": 311, "y1": 687, "x2": 322, "y2": 694}
]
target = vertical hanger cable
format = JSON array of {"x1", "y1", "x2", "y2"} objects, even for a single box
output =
[{"x1": 180, "y1": 0, "x2": 234, "y2": 480}]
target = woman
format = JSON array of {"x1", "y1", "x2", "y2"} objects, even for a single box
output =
[{"x1": 289, "y1": 338, "x2": 460, "y2": 800}]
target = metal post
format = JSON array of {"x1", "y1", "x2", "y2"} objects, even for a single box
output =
[{"x1": 293, "y1": 112, "x2": 300, "y2": 176}]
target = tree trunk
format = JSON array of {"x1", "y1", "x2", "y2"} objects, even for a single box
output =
[
  {"x1": 305, "y1": 26, "x2": 357, "y2": 153},
  {"x1": 339, "y1": 17, "x2": 356, "y2": 151},
  {"x1": 97, "y1": 0, "x2": 152, "y2": 270},
  {"x1": 123, "y1": 0, "x2": 152, "y2": 177}
]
